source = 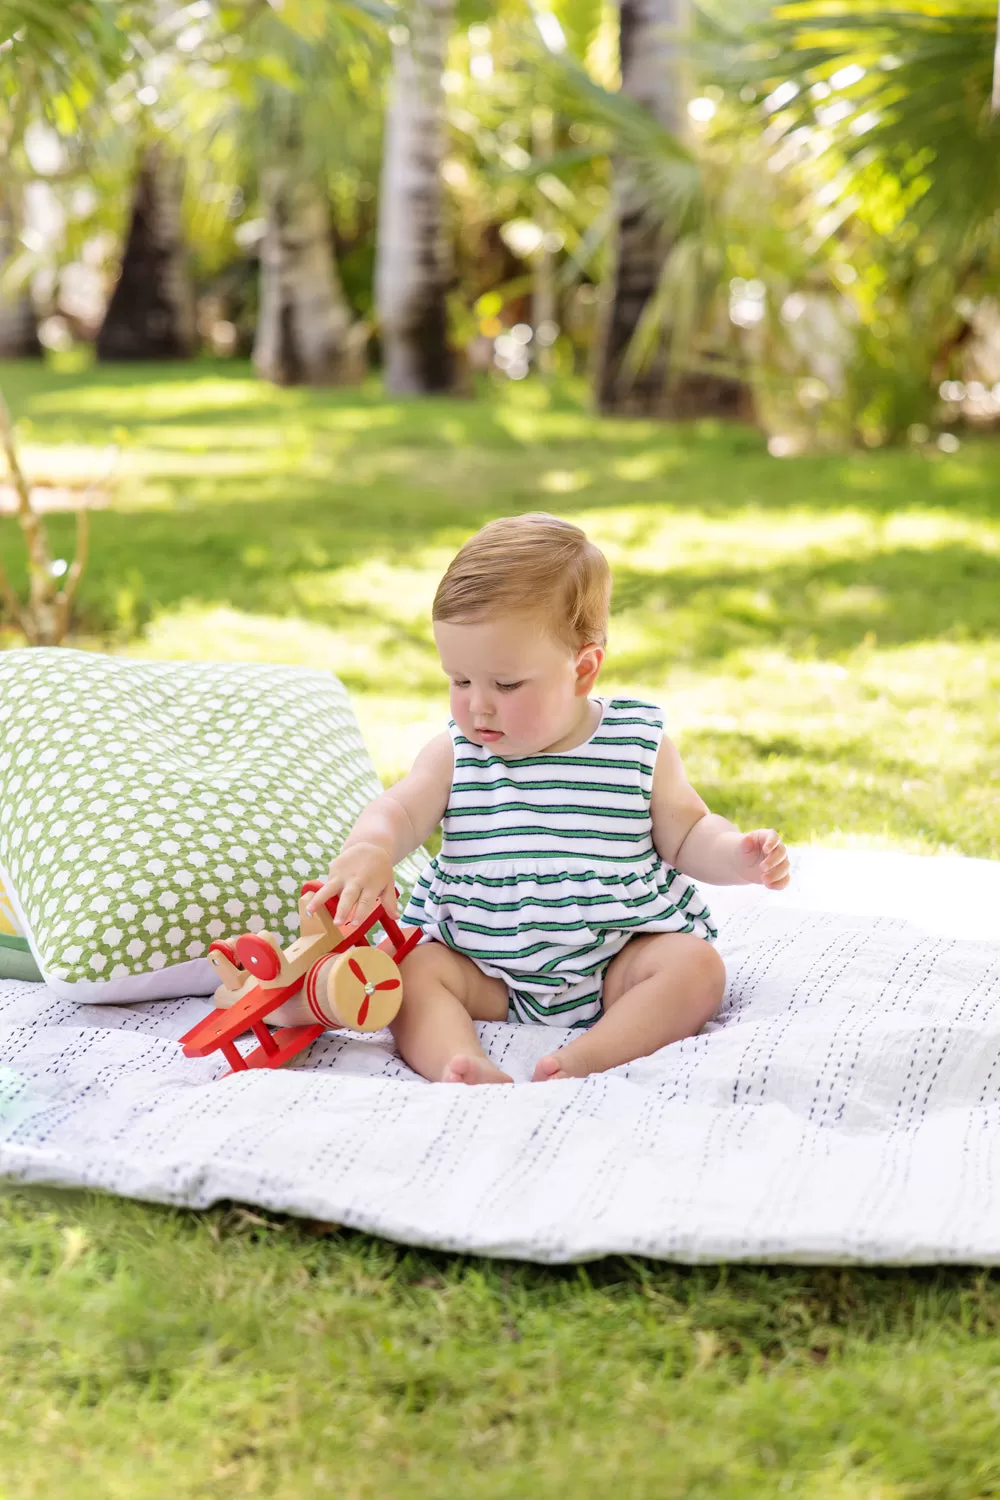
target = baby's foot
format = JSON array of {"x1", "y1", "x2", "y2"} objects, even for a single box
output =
[
  {"x1": 442, "y1": 1053, "x2": 513, "y2": 1085},
  {"x1": 533, "y1": 1050, "x2": 589, "y2": 1082}
]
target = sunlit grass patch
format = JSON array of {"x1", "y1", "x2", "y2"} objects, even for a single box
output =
[
  {"x1": 538, "y1": 466, "x2": 594, "y2": 493},
  {"x1": 632, "y1": 643, "x2": 1000, "y2": 856},
  {"x1": 2, "y1": 360, "x2": 1000, "y2": 1494},
  {"x1": 42, "y1": 376, "x2": 265, "y2": 416}
]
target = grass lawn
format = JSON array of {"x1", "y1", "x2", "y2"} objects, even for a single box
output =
[{"x1": 1, "y1": 358, "x2": 999, "y2": 1497}]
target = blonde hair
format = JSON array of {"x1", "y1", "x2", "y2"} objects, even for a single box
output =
[{"x1": 433, "y1": 513, "x2": 611, "y2": 649}]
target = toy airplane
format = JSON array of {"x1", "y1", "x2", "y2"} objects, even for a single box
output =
[{"x1": 178, "y1": 881, "x2": 421, "y2": 1076}]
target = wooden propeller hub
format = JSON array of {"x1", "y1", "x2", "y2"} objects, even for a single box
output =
[{"x1": 304, "y1": 945, "x2": 403, "y2": 1031}]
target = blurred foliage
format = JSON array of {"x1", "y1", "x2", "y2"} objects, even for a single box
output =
[
  {"x1": 1, "y1": 0, "x2": 999, "y2": 443},
  {"x1": 701, "y1": 0, "x2": 1000, "y2": 442},
  {"x1": 0, "y1": 1, "x2": 124, "y2": 108}
]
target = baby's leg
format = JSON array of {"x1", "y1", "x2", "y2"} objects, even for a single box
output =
[
  {"x1": 393, "y1": 940, "x2": 513, "y2": 1084},
  {"x1": 533, "y1": 933, "x2": 725, "y2": 1082}
]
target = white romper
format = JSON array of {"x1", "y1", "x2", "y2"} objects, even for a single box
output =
[{"x1": 401, "y1": 697, "x2": 716, "y2": 1029}]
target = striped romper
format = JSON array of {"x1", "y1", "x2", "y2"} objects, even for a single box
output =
[{"x1": 401, "y1": 697, "x2": 717, "y2": 1029}]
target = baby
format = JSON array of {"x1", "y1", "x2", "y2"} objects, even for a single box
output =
[{"x1": 308, "y1": 513, "x2": 789, "y2": 1084}]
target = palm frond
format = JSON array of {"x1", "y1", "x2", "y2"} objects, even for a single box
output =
[
  {"x1": 529, "y1": 34, "x2": 706, "y2": 232},
  {"x1": 0, "y1": 0, "x2": 127, "y2": 129},
  {"x1": 714, "y1": 2, "x2": 1000, "y2": 253},
  {"x1": 546, "y1": 0, "x2": 606, "y2": 63},
  {"x1": 167, "y1": 0, "x2": 387, "y2": 257},
  {"x1": 0, "y1": 0, "x2": 118, "y2": 55}
]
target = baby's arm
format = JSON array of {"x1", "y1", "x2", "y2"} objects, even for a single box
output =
[
  {"x1": 650, "y1": 735, "x2": 790, "y2": 889},
  {"x1": 307, "y1": 732, "x2": 453, "y2": 925}
]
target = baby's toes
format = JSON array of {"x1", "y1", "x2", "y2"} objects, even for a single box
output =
[
  {"x1": 532, "y1": 1054, "x2": 569, "y2": 1083},
  {"x1": 443, "y1": 1053, "x2": 512, "y2": 1085}
]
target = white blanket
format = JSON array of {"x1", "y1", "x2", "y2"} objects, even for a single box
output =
[{"x1": 1, "y1": 847, "x2": 998, "y2": 1264}]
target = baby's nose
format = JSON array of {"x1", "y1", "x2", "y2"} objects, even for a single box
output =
[{"x1": 468, "y1": 685, "x2": 493, "y2": 718}]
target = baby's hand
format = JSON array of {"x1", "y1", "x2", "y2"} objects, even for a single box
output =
[
  {"x1": 306, "y1": 842, "x2": 398, "y2": 926},
  {"x1": 738, "y1": 829, "x2": 790, "y2": 890}
]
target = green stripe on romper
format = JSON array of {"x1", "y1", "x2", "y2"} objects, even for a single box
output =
[
  {"x1": 436, "y1": 848, "x2": 653, "y2": 865},
  {"x1": 456, "y1": 765, "x2": 653, "y2": 786},
  {"x1": 454, "y1": 732, "x2": 659, "y2": 753},
  {"x1": 540, "y1": 940, "x2": 610, "y2": 975},
  {"x1": 443, "y1": 825, "x2": 649, "y2": 844},
  {"x1": 454, "y1": 915, "x2": 621, "y2": 938},
  {"x1": 427, "y1": 866, "x2": 655, "y2": 889},
  {"x1": 413, "y1": 905, "x2": 592, "y2": 988},
  {"x1": 454, "y1": 753, "x2": 648, "y2": 773},
  {"x1": 447, "y1": 802, "x2": 649, "y2": 821},
  {"x1": 451, "y1": 778, "x2": 643, "y2": 796},
  {"x1": 437, "y1": 919, "x2": 568, "y2": 979},
  {"x1": 455, "y1": 935, "x2": 596, "y2": 963},
  {"x1": 511, "y1": 987, "x2": 601, "y2": 1022},
  {"x1": 409, "y1": 887, "x2": 666, "y2": 916}
]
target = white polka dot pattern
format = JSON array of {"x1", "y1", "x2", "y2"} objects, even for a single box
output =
[{"x1": 0, "y1": 650, "x2": 426, "y2": 988}]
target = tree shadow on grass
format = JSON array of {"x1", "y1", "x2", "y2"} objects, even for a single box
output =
[
  {"x1": 1, "y1": 361, "x2": 998, "y2": 655},
  {"x1": 12, "y1": 489, "x2": 995, "y2": 665},
  {"x1": 610, "y1": 544, "x2": 1000, "y2": 670},
  {"x1": 4, "y1": 361, "x2": 609, "y2": 452},
  {"x1": 680, "y1": 728, "x2": 975, "y2": 847},
  {"x1": 11, "y1": 360, "x2": 999, "y2": 524}
]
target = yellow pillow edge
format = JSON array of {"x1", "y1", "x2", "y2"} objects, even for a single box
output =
[{"x1": 0, "y1": 876, "x2": 23, "y2": 938}]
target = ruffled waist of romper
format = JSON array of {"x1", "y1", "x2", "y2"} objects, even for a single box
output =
[
  {"x1": 407, "y1": 854, "x2": 715, "y2": 939},
  {"x1": 430, "y1": 851, "x2": 665, "y2": 883}
]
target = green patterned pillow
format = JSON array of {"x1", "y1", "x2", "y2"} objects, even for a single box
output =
[{"x1": 0, "y1": 649, "x2": 426, "y2": 1002}]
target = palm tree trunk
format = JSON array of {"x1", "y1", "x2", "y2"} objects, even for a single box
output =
[
  {"x1": 253, "y1": 168, "x2": 358, "y2": 386},
  {"x1": 595, "y1": 0, "x2": 680, "y2": 413},
  {"x1": 533, "y1": 107, "x2": 558, "y2": 376},
  {"x1": 375, "y1": 0, "x2": 456, "y2": 394},
  {"x1": 96, "y1": 141, "x2": 197, "y2": 361},
  {"x1": 595, "y1": 0, "x2": 747, "y2": 417},
  {"x1": 0, "y1": 194, "x2": 40, "y2": 358}
]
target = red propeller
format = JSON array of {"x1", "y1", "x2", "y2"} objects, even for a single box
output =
[{"x1": 347, "y1": 957, "x2": 400, "y2": 1023}]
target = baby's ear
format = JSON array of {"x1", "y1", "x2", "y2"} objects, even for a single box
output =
[{"x1": 575, "y1": 643, "x2": 605, "y2": 691}]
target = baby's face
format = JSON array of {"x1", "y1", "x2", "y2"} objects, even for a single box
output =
[{"x1": 434, "y1": 613, "x2": 599, "y2": 757}]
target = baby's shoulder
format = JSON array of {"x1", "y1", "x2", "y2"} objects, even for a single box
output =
[
  {"x1": 602, "y1": 697, "x2": 665, "y2": 731},
  {"x1": 406, "y1": 730, "x2": 455, "y2": 780}
]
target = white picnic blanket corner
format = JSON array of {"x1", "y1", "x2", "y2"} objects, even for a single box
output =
[{"x1": 1, "y1": 846, "x2": 999, "y2": 1264}]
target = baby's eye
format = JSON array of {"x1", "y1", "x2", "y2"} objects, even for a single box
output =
[
  {"x1": 451, "y1": 678, "x2": 470, "y2": 689},
  {"x1": 496, "y1": 681, "x2": 524, "y2": 693}
]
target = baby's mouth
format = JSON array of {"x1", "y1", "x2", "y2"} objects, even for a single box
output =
[{"x1": 476, "y1": 727, "x2": 504, "y2": 740}]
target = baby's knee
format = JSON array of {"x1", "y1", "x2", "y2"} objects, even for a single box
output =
[
  {"x1": 393, "y1": 942, "x2": 452, "y2": 1029},
  {"x1": 398, "y1": 940, "x2": 506, "y2": 1021},
  {"x1": 399, "y1": 939, "x2": 452, "y2": 995},
  {"x1": 399, "y1": 940, "x2": 442, "y2": 977},
  {"x1": 398, "y1": 940, "x2": 470, "y2": 1004},
  {"x1": 692, "y1": 940, "x2": 726, "y2": 1021}
]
